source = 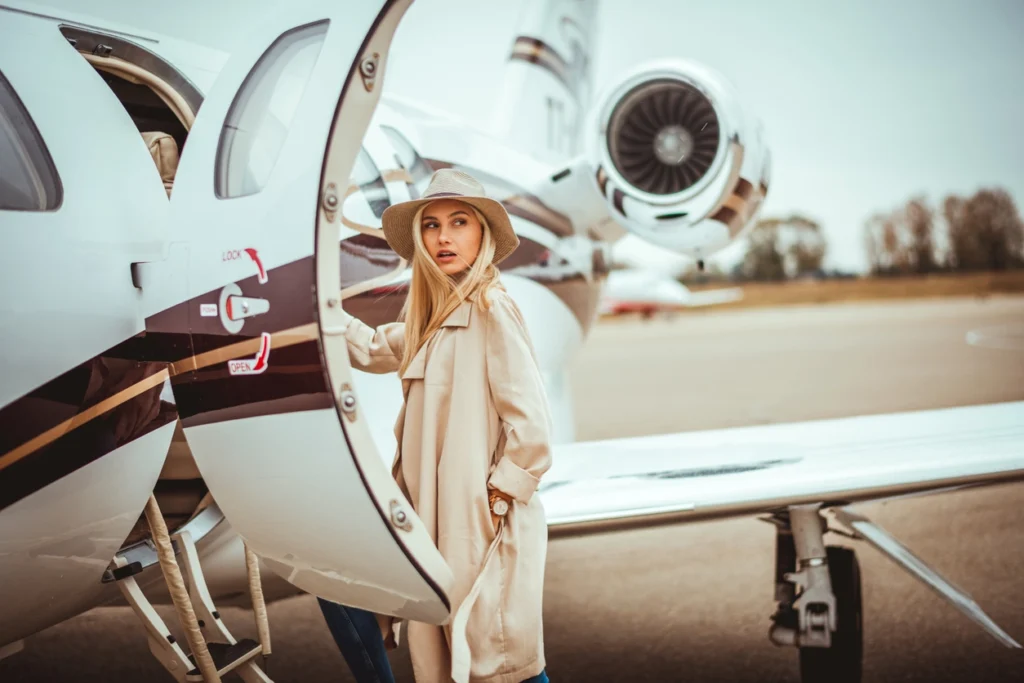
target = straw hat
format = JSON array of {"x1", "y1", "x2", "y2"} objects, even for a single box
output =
[{"x1": 381, "y1": 168, "x2": 519, "y2": 265}]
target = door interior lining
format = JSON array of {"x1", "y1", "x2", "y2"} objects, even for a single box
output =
[
  {"x1": 85, "y1": 53, "x2": 195, "y2": 130},
  {"x1": 59, "y1": 25, "x2": 204, "y2": 114}
]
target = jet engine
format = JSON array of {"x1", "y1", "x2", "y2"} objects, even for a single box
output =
[{"x1": 587, "y1": 60, "x2": 770, "y2": 263}]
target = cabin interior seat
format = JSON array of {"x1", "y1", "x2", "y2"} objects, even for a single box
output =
[{"x1": 141, "y1": 131, "x2": 179, "y2": 197}]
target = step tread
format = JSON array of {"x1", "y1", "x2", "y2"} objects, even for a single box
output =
[{"x1": 184, "y1": 639, "x2": 262, "y2": 681}]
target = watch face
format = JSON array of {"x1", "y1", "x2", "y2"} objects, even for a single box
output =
[{"x1": 493, "y1": 499, "x2": 509, "y2": 516}]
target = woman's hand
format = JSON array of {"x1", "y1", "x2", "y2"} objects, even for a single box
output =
[{"x1": 488, "y1": 488, "x2": 513, "y2": 532}]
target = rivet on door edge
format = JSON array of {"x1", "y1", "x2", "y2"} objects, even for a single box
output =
[
  {"x1": 360, "y1": 53, "x2": 380, "y2": 92},
  {"x1": 322, "y1": 183, "x2": 339, "y2": 222},
  {"x1": 339, "y1": 384, "x2": 357, "y2": 421},
  {"x1": 390, "y1": 500, "x2": 412, "y2": 532}
]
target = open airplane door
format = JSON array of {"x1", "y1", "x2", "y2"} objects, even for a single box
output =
[
  {"x1": 0, "y1": 15, "x2": 176, "y2": 645},
  {"x1": 167, "y1": 0, "x2": 453, "y2": 623}
]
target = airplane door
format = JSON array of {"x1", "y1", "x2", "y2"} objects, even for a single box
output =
[
  {"x1": 0, "y1": 16, "x2": 176, "y2": 644},
  {"x1": 168, "y1": 0, "x2": 453, "y2": 623}
]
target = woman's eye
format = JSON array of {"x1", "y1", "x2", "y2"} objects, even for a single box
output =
[
  {"x1": 454, "y1": 219, "x2": 466, "y2": 226},
  {"x1": 423, "y1": 222, "x2": 437, "y2": 230}
]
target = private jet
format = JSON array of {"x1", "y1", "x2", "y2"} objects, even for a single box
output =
[
  {"x1": 1, "y1": 1, "x2": 1022, "y2": 682},
  {"x1": 598, "y1": 269, "x2": 744, "y2": 317},
  {"x1": 599, "y1": 235, "x2": 744, "y2": 316}
]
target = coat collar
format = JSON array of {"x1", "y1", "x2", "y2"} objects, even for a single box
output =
[
  {"x1": 401, "y1": 301, "x2": 474, "y2": 380},
  {"x1": 441, "y1": 300, "x2": 474, "y2": 328}
]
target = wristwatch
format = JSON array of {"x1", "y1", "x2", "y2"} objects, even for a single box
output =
[{"x1": 488, "y1": 491, "x2": 510, "y2": 517}]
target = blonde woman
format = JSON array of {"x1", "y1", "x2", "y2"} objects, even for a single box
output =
[{"x1": 320, "y1": 169, "x2": 552, "y2": 683}]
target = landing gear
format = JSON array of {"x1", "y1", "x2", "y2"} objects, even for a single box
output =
[
  {"x1": 799, "y1": 547, "x2": 863, "y2": 683},
  {"x1": 767, "y1": 505, "x2": 863, "y2": 683}
]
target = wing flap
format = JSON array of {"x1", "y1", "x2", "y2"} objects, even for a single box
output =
[{"x1": 541, "y1": 402, "x2": 1024, "y2": 536}]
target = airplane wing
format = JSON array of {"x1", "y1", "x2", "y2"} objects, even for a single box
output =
[
  {"x1": 541, "y1": 401, "x2": 1024, "y2": 534},
  {"x1": 540, "y1": 400, "x2": 1024, "y2": 650}
]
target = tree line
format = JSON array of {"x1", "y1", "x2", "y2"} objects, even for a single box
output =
[
  {"x1": 864, "y1": 188, "x2": 1024, "y2": 275},
  {"x1": 737, "y1": 214, "x2": 828, "y2": 281},
  {"x1": 698, "y1": 186, "x2": 1024, "y2": 282}
]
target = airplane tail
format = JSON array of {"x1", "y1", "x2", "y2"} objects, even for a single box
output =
[{"x1": 489, "y1": 0, "x2": 598, "y2": 165}]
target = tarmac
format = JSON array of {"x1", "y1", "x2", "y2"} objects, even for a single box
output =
[{"x1": 3, "y1": 295, "x2": 1023, "y2": 682}]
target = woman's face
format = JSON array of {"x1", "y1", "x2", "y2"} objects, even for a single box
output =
[{"x1": 420, "y1": 199, "x2": 484, "y2": 276}]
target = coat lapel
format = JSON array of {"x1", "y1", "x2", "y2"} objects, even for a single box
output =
[
  {"x1": 401, "y1": 343, "x2": 428, "y2": 379},
  {"x1": 441, "y1": 301, "x2": 473, "y2": 329},
  {"x1": 399, "y1": 301, "x2": 472, "y2": 380}
]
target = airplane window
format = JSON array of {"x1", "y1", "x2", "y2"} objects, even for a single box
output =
[
  {"x1": 0, "y1": 71, "x2": 62, "y2": 211},
  {"x1": 215, "y1": 21, "x2": 329, "y2": 199}
]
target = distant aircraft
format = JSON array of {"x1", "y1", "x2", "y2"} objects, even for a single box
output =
[
  {"x1": 1, "y1": 1, "x2": 1019, "y2": 683},
  {"x1": 599, "y1": 234, "x2": 743, "y2": 316},
  {"x1": 599, "y1": 268, "x2": 744, "y2": 317}
]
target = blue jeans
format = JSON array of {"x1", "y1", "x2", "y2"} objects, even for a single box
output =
[
  {"x1": 317, "y1": 599, "x2": 550, "y2": 683},
  {"x1": 318, "y1": 599, "x2": 395, "y2": 683}
]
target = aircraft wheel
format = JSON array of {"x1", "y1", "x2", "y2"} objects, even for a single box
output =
[{"x1": 799, "y1": 546, "x2": 863, "y2": 683}]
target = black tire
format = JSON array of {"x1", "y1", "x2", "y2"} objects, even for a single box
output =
[{"x1": 799, "y1": 546, "x2": 863, "y2": 683}]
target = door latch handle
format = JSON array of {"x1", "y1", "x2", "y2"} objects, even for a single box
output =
[
  {"x1": 225, "y1": 295, "x2": 270, "y2": 321},
  {"x1": 219, "y1": 283, "x2": 270, "y2": 334}
]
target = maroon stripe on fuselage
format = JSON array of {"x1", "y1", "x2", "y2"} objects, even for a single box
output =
[
  {"x1": 176, "y1": 339, "x2": 332, "y2": 427},
  {"x1": 165, "y1": 254, "x2": 330, "y2": 424},
  {"x1": 0, "y1": 253, "x2": 328, "y2": 509},
  {"x1": 0, "y1": 354, "x2": 175, "y2": 511},
  {"x1": 184, "y1": 258, "x2": 318, "y2": 357}
]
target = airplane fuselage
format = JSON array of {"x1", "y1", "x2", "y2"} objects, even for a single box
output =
[
  {"x1": 0, "y1": 3, "x2": 605, "y2": 648},
  {"x1": 0, "y1": 0, "x2": 772, "y2": 658}
]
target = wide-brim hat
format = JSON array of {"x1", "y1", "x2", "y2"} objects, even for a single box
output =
[{"x1": 381, "y1": 168, "x2": 519, "y2": 265}]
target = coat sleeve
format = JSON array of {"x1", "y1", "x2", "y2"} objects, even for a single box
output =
[
  {"x1": 339, "y1": 309, "x2": 405, "y2": 374},
  {"x1": 484, "y1": 292, "x2": 553, "y2": 504}
]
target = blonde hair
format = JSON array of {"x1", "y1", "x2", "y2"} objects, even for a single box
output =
[{"x1": 399, "y1": 201, "x2": 502, "y2": 375}]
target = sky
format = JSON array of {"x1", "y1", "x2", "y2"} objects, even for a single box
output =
[{"x1": 36, "y1": 0, "x2": 1024, "y2": 272}]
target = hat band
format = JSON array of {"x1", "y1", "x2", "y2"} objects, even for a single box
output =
[{"x1": 423, "y1": 191, "x2": 466, "y2": 198}]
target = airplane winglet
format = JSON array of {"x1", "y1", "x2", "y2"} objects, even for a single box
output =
[{"x1": 832, "y1": 507, "x2": 1022, "y2": 649}]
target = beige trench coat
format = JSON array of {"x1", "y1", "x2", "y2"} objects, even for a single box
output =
[{"x1": 340, "y1": 289, "x2": 552, "y2": 683}]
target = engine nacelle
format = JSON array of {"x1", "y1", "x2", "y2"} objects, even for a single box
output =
[{"x1": 587, "y1": 60, "x2": 770, "y2": 261}]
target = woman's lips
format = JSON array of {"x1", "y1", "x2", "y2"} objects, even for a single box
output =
[{"x1": 436, "y1": 251, "x2": 457, "y2": 263}]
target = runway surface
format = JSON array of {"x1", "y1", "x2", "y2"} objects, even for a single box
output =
[{"x1": 3, "y1": 296, "x2": 1024, "y2": 682}]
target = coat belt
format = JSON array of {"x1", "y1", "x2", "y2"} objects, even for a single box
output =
[{"x1": 449, "y1": 520, "x2": 505, "y2": 683}]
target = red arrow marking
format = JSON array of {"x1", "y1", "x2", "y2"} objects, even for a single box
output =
[
  {"x1": 244, "y1": 248, "x2": 268, "y2": 284},
  {"x1": 253, "y1": 333, "x2": 271, "y2": 372},
  {"x1": 227, "y1": 332, "x2": 272, "y2": 376}
]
